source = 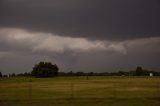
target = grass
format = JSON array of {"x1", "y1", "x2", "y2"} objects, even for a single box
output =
[{"x1": 0, "y1": 76, "x2": 160, "y2": 106}]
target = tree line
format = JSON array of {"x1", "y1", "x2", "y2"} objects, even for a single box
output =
[
  {"x1": 0, "y1": 62, "x2": 160, "y2": 78},
  {"x1": 58, "y1": 66, "x2": 160, "y2": 76}
]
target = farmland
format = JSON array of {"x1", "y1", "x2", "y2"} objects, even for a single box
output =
[{"x1": 0, "y1": 76, "x2": 160, "y2": 106}]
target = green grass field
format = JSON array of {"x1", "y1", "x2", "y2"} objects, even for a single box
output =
[{"x1": 0, "y1": 76, "x2": 160, "y2": 106}]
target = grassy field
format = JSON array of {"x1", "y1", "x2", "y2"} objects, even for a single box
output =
[{"x1": 0, "y1": 76, "x2": 160, "y2": 106}]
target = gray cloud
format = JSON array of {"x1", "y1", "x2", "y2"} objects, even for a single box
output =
[
  {"x1": 0, "y1": 0, "x2": 160, "y2": 40},
  {"x1": 0, "y1": 28, "x2": 127, "y2": 54},
  {"x1": 0, "y1": 28, "x2": 160, "y2": 74}
]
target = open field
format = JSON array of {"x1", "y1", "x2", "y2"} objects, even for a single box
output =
[{"x1": 0, "y1": 76, "x2": 160, "y2": 106}]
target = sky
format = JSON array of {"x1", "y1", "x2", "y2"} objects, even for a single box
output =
[{"x1": 0, "y1": 0, "x2": 160, "y2": 74}]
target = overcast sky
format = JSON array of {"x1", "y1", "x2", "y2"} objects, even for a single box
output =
[{"x1": 0, "y1": 0, "x2": 160, "y2": 74}]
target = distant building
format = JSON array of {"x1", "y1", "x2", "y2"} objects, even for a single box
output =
[{"x1": 149, "y1": 73, "x2": 153, "y2": 77}]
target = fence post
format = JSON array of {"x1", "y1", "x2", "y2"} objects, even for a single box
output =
[
  {"x1": 113, "y1": 81, "x2": 117, "y2": 99},
  {"x1": 28, "y1": 79, "x2": 32, "y2": 102},
  {"x1": 70, "y1": 82, "x2": 74, "y2": 99}
]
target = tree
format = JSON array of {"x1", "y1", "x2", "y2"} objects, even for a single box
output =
[
  {"x1": 31, "y1": 61, "x2": 59, "y2": 77},
  {"x1": 0, "y1": 72, "x2": 2, "y2": 77},
  {"x1": 135, "y1": 66, "x2": 143, "y2": 76},
  {"x1": 11, "y1": 73, "x2": 16, "y2": 77}
]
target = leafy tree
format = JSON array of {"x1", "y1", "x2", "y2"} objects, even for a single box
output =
[
  {"x1": 31, "y1": 61, "x2": 59, "y2": 77},
  {"x1": 11, "y1": 73, "x2": 16, "y2": 77},
  {"x1": 135, "y1": 66, "x2": 143, "y2": 76},
  {"x1": 76, "y1": 72, "x2": 85, "y2": 76},
  {"x1": 0, "y1": 72, "x2": 2, "y2": 77},
  {"x1": 67, "y1": 71, "x2": 73, "y2": 76}
]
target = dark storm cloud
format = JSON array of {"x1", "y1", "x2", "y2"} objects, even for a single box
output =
[
  {"x1": 0, "y1": 0, "x2": 160, "y2": 74},
  {"x1": 0, "y1": 0, "x2": 160, "y2": 40}
]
